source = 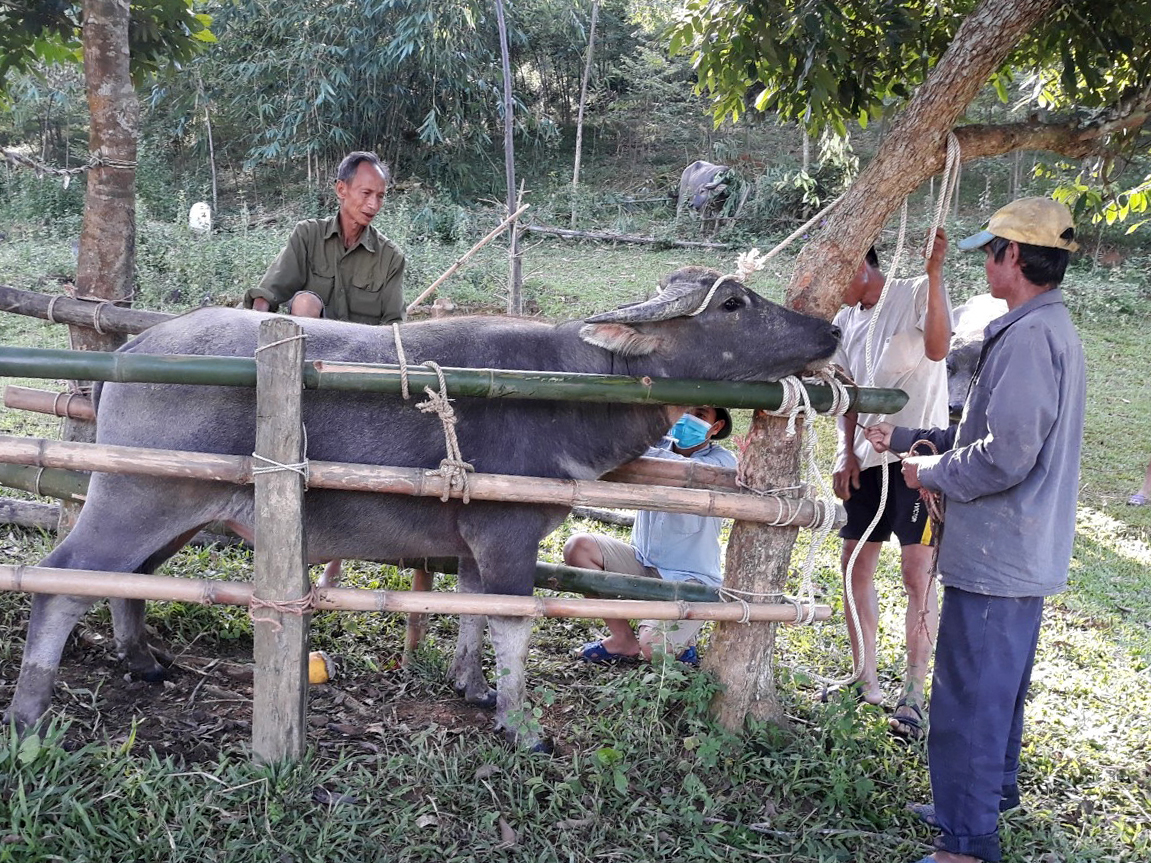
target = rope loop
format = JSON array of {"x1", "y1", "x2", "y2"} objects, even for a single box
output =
[{"x1": 253, "y1": 333, "x2": 308, "y2": 354}]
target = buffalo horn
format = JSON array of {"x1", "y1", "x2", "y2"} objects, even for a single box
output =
[{"x1": 584, "y1": 281, "x2": 720, "y2": 324}]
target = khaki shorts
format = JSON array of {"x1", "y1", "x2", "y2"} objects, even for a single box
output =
[{"x1": 591, "y1": 535, "x2": 706, "y2": 651}]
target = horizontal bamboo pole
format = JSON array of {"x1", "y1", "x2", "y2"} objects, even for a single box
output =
[
  {"x1": 602, "y1": 455, "x2": 737, "y2": 491},
  {"x1": 0, "y1": 564, "x2": 829, "y2": 623},
  {"x1": 4, "y1": 386, "x2": 95, "y2": 421},
  {"x1": 0, "y1": 345, "x2": 908, "y2": 415},
  {"x1": 0, "y1": 284, "x2": 172, "y2": 335},
  {"x1": 0, "y1": 436, "x2": 841, "y2": 528},
  {"x1": 0, "y1": 462, "x2": 88, "y2": 501}
]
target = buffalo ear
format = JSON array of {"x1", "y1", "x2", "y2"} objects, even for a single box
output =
[{"x1": 579, "y1": 323, "x2": 662, "y2": 356}]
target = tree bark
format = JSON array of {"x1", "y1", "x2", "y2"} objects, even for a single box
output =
[
  {"x1": 708, "y1": 0, "x2": 1061, "y2": 729},
  {"x1": 58, "y1": 0, "x2": 137, "y2": 538}
]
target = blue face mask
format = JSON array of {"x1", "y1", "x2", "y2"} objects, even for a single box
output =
[{"x1": 670, "y1": 413, "x2": 712, "y2": 449}]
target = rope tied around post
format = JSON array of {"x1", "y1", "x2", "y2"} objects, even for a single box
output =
[{"x1": 248, "y1": 585, "x2": 319, "y2": 632}]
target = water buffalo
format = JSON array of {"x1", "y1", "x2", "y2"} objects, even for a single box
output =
[
  {"x1": 7, "y1": 266, "x2": 840, "y2": 747},
  {"x1": 676, "y1": 160, "x2": 732, "y2": 220},
  {"x1": 946, "y1": 293, "x2": 1008, "y2": 417}
]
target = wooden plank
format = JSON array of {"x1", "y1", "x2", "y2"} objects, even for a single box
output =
[{"x1": 251, "y1": 318, "x2": 309, "y2": 764}]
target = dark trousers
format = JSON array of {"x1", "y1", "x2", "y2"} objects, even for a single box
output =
[{"x1": 929, "y1": 587, "x2": 1044, "y2": 862}]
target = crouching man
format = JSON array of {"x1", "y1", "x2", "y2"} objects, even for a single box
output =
[
  {"x1": 566, "y1": 406, "x2": 737, "y2": 665},
  {"x1": 866, "y1": 198, "x2": 1085, "y2": 863}
]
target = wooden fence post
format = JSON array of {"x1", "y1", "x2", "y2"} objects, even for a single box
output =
[{"x1": 252, "y1": 317, "x2": 309, "y2": 763}]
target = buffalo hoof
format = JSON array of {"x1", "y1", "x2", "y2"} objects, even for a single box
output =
[
  {"x1": 465, "y1": 689, "x2": 498, "y2": 711},
  {"x1": 530, "y1": 738, "x2": 554, "y2": 755},
  {"x1": 133, "y1": 666, "x2": 169, "y2": 684}
]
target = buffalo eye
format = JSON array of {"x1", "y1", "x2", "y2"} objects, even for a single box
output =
[{"x1": 722, "y1": 296, "x2": 742, "y2": 311}]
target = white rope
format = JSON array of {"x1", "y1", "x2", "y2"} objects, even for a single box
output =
[
  {"x1": 392, "y1": 323, "x2": 411, "y2": 400},
  {"x1": 687, "y1": 195, "x2": 844, "y2": 318},
  {"x1": 417, "y1": 361, "x2": 475, "y2": 503},
  {"x1": 253, "y1": 333, "x2": 308, "y2": 354}
]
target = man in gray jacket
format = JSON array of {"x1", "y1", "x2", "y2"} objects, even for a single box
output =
[{"x1": 866, "y1": 197, "x2": 1085, "y2": 863}]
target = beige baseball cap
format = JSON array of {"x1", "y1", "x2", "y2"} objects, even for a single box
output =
[{"x1": 958, "y1": 197, "x2": 1079, "y2": 252}]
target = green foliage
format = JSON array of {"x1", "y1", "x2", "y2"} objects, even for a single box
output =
[{"x1": 0, "y1": 0, "x2": 213, "y2": 98}]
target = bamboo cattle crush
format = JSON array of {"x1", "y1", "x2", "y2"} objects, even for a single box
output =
[{"x1": 0, "y1": 323, "x2": 874, "y2": 761}]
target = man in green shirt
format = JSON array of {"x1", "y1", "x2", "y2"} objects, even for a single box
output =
[{"x1": 244, "y1": 151, "x2": 406, "y2": 324}]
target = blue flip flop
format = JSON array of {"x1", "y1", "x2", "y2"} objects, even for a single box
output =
[
  {"x1": 577, "y1": 640, "x2": 635, "y2": 663},
  {"x1": 676, "y1": 645, "x2": 700, "y2": 667}
]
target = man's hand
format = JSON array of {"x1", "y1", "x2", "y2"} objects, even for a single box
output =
[
  {"x1": 925, "y1": 227, "x2": 947, "y2": 281},
  {"x1": 833, "y1": 451, "x2": 861, "y2": 501},
  {"x1": 864, "y1": 422, "x2": 895, "y2": 453},
  {"x1": 901, "y1": 456, "x2": 925, "y2": 490}
]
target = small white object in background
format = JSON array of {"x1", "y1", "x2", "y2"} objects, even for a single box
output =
[{"x1": 188, "y1": 201, "x2": 212, "y2": 235}]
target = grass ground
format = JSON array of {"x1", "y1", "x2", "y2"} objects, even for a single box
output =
[{"x1": 0, "y1": 197, "x2": 1149, "y2": 861}]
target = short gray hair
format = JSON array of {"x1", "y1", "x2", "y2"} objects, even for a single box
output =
[{"x1": 336, "y1": 151, "x2": 391, "y2": 185}]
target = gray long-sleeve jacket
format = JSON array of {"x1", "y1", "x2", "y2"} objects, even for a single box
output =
[{"x1": 890, "y1": 289, "x2": 1085, "y2": 598}]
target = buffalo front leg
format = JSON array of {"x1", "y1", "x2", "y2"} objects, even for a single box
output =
[
  {"x1": 487, "y1": 614, "x2": 542, "y2": 749},
  {"x1": 7, "y1": 592, "x2": 96, "y2": 731},
  {"x1": 448, "y1": 558, "x2": 495, "y2": 708}
]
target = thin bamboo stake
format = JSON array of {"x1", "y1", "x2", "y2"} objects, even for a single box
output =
[
  {"x1": 524, "y1": 224, "x2": 729, "y2": 250},
  {"x1": 4, "y1": 386, "x2": 95, "y2": 421},
  {"x1": 402, "y1": 568, "x2": 434, "y2": 667},
  {"x1": 0, "y1": 436, "x2": 842, "y2": 529},
  {"x1": 0, "y1": 345, "x2": 909, "y2": 415},
  {"x1": 0, "y1": 564, "x2": 830, "y2": 623},
  {"x1": 406, "y1": 204, "x2": 530, "y2": 314}
]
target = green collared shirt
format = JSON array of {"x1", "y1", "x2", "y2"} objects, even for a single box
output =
[{"x1": 244, "y1": 215, "x2": 406, "y2": 324}]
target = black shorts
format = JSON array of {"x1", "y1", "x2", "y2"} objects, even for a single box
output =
[{"x1": 839, "y1": 463, "x2": 934, "y2": 547}]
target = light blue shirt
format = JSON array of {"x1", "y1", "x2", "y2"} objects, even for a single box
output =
[{"x1": 631, "y1": 438, "x2": 738, "y2": 588}]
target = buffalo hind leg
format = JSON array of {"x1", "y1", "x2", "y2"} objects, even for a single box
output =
[
  {"x1": 7, "y1": 592, "x2": 97, "y2": 731},
  {"x1": 108, "y1": 526, "x2": 203, "y2": 683},
  {"x1": 448, "y1": 558, "x2": 495, "y2": 709}
]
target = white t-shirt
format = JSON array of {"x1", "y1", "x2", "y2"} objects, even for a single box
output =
[{"x1": 832, "y1": 274, "x2": 951, "y2": 471}]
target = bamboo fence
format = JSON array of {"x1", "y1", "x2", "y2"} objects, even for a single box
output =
[{"x1": 0, "y1": 435, "x2": 840, "y2": 529}]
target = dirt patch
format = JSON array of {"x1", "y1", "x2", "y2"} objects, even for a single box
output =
[{"x1": 0, "y1": 630, "x2": 506, "y2": 762}]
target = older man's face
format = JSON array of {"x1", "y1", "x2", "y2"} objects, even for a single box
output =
[{"x1": 337, "y1": 162, "x2": 388, "y2": 232}]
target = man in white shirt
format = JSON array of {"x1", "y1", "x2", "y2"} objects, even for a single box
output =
[{"x1": 831, "y1": 230, "x2": 951, "y2": 739}]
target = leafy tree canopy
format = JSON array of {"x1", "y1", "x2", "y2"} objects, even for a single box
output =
[
  {"x1": 0, "y1": 0, "x2": 214, "y2": 100},
  {"x1": 669, "y1": 0, "x2": 1151, "y2": 222}
]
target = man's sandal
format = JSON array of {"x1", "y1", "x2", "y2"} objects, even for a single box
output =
[
  {"x1": 576, "y1": 640, "x2": 637, "y2": 664},
  {"x1": 1129, "y1": 492, "x2": 1148, "y2": 506},
  {"x1": 889, "y1": 698, "x2": 927, "y2": 741}
]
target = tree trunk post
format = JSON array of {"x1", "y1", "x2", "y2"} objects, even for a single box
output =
[
  {"x1": 705, "y1": 411, "x2": 804, "y2": 726},
  {"x1": 251, "y1": 317, "x2": 310, "y2": 764},
  {"x1": 58, "y1": 0, "x2": 138, "y2": 539}
]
